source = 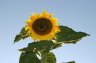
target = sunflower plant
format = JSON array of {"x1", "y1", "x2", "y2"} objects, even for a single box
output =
[{"x1": 14, "y1": 11, "x2": 89, "y2": 63}]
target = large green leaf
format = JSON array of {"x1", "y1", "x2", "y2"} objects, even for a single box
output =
[
  {"x1": 19, "y1": 52, "x2": 41, "y2": 63},
  {"x1": 14, "y1": 27, "x2": 30, "y2": 43},
  {"x1": 56, "y1": 26, "x2": 89, "y2": 44},
  {"x1": 19, "y1": 40, "x2": 62, "y2": 53},
  {"x1": 51, "y1": 42, "x2": 62, "y2": 50},
  {"x1": 46, "y1": 52, "x2": 56, "y2": 63},
  {"x1": 28, "y1": 40, "x2": 55, "y2": 52}
]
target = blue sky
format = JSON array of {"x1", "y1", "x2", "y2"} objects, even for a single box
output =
[{"x1": 0, "y1": 0, "x2": 96, "y2": 63}]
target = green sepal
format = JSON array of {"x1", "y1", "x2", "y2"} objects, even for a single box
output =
[
  {"x1": 19, "y1": 52, "x2": 41, "y2": 63},
  {"x1": 56, "y1": 26, "x2": 89, "y2": 44},
  {"x1": 14, "y1": 27, "x2": 30, "y2": 43}
]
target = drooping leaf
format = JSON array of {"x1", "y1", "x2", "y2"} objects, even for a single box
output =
[
  {"x1": 14, "y1": 27, "x2": 30, "y2": 43},
  {"x1": 28, "y1": 40, "x2": 54, "y2": 52},
  {"x1": 51, "y1": 42, "x2": 62, "y2": 50},
  {"x1": 19, "y1": 40, "x2": 62, "y2": 53},
  {"x1": 19, "y1": 40, "x2": 54, "y2": 52},
  {"x1": 46, "y1": 52, "x2": 56, "y2": 63},
  {"x1": 56, "y1": 26, "x2": 89, "y2": 44},
  {"x1": 19, "y1": 52, "x2": 41, "y2": 63}
]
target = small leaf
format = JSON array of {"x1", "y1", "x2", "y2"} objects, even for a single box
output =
[
  {"x1": 14, "y1": 34, "x2": 22, "y2": 42},
  {"x1": 19, "y1": 52, "x2": 41, "y2": 63},
  {"x1": 46, "y1": 52, "x2": 56, "y2": 63},
  {"x1": 14, "y1": 27, "x2": 30, "y2": 43},
  {"x1": 56, "y1": 26, "x2": 89, "y2": 44},
  {"x1": 20, "y1": 27, "x2": 26, "y2": 33}
]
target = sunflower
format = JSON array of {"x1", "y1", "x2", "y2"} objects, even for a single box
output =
[{"x1": 25, "y1": 11, "x2": 60, "y2": 41}]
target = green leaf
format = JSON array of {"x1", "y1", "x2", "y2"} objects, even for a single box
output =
[
  {"x1": 51, "y1": 42, "x2": 62, "y2": 50},
  {"x1": 19, "y1": 40, "x2": 62, "y2": 53},
  {"x1": 19, "y1": 40, "x2": 55, "y2": 52},
  {"x1": 56, "y1": 26, "x2": 89, "y2": 44},
  {"x1": 14, "y1": 34, "x2": 22, "y2": 42},
  {"x1": 28, "y1": 40, "x2": 54, "y2": 52},
  {"x1": 46, "y1": 52, "x2": 56, "y2": 63},
  {"x1": 67, "y1": 61, "x2": 75, "y2": 63},
  {"x1": 14, "y1": 27, "x2": 30, "y2": 43},
  {"x1": 19, "y1": 52, "x2": 41, "y2": 63}
]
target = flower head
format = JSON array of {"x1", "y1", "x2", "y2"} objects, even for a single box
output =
[{"x1": 26, "y1": 11, "x2": 60, "y2": 41}]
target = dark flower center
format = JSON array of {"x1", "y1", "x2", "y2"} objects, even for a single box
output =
[{"x1": 32, "y1": 18, "x2": 52, "y2": 35}]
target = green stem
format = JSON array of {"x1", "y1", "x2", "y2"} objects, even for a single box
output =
[{"x1": 41, "y1": 51, "x2": 47, "y2": 63}]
